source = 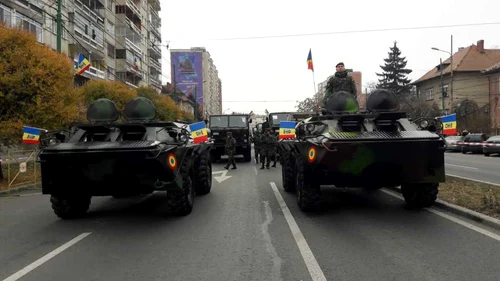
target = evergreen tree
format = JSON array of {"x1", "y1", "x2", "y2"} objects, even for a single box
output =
[{"x1": 376, "y1": 41, "x2": 413, "y2": 96}]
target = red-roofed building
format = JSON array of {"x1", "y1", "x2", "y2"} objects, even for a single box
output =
[{"x1": 413, "y1": 40, "x2": 500, "y2": 114}]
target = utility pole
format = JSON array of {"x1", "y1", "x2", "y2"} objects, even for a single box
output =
[
  {"x1": 56, "y1": 0, "x2": 62, "y2": 52},
  {"x1": 440, "y1": 58, "x2": 445, "y2": 115},
  {"x1": 450, "y1": 35, "x2": 454, "y2": 103}
]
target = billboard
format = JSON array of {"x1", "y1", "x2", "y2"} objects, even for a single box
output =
[{"x1": 171, "y1": 52, "x2": 203, "y2": 119}]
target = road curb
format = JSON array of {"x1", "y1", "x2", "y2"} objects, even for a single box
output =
[
  {"x1": 385, "y1": 186, "x2": 500, "y2": 232},
  {"x1": 0, "y1": 183, "x2": 41, "y2": 195}
]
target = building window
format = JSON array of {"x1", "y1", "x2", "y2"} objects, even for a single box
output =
[
  {"x1": 107, "y1": 43, "x2": 115, "y2": 59},
  {"x1": 426, "y1": 88, "x2": 434, "y2": 100},
  {"x1": 442, "y1": 84, "x2": 449, "y2": 97}
]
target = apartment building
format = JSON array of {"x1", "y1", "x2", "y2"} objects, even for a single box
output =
[
  {"x1": 170, "y1": 47, "x2": 223, "y2": 119},
  {"x1": 0, "y1": 0, "x2": 162, "y2": 92}
]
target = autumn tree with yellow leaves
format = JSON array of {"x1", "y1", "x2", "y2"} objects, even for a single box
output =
[{"x1": 0, "y1": 23, "x2": 80, "y2": 146}]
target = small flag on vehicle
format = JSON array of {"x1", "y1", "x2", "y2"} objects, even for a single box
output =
[
  {"x1": 22, "y1": 126, "x2": 44, "y2": 144},
  {"x1": 279, "y1": 121, "x2": 296, "y2": 139},
  {"x1": 441, "y1": 114, "x2": 457, "y2": 136},
  {"x1": 189, "y1": 121, "x2": 208, "y2": 144}
]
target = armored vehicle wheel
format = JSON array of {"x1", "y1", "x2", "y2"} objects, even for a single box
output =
[
  {"x1": 401, "y1": 183, "x2": 438, "y2": 208},
  {"x1": 281, "y1": 151, "x2": 296, "y2": 193},
  {"x1": 295, "y1": 159, "x2": 321, "y2": 211},
  {"x1": 210, "y1": 152, "x2": 221, "y2": 163},
  {"x1": 50, "y1": 195, "x2": 91, "y2": 219},
  {"x1": 243, "y1": 149, "x2": 252, "y2": 162},
  {"x1": 193, "y1": 151, "x2": 212, "y2": 195},
  {"x1": 166, "y1": 161, "x2": 195, "y2": 216}
]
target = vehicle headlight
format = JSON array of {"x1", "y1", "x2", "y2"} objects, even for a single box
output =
[
  {"x1": 420, "y1": 120, "x2": 429, "y2": 128},
  {"x1": 179, "y1": 134, "x2": 188, "y2": 142},
  {"x1": 49, "y1": 139, "x2": 57, "y2": 145}
]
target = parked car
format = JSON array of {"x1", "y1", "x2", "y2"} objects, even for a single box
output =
[
  {"x1": 483, "y1": 135, "x2": 500, "y2": 156},
  {"x1": 461, "y1": 133, "x2": 489, "y2": 154},
  {"x1": 444, "y1": 135, "x2": 464, "y2": 152}
]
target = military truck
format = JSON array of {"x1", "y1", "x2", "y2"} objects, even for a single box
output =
[
  {"x1": 38, "y1": 97, "x2": 212, "y2": 219},
  {"x1": 279, "y1": 90, "x2": 446, "y2": 211},
  {"x1": 208, "y1": 114, "x2": 252, "y2": 162}
]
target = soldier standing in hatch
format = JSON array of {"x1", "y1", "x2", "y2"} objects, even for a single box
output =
[
  {"x1": 259, "y1": 128, "x2": 273, "y2": 169},
  {"x1": 323, "y1": 62, "x2": 357, "y2": 107},
  {"x1": 224, "y1": 132, "x2": 237, "y2": 170}
]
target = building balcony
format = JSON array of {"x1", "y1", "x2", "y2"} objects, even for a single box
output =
[
  {"x1": 74, "y1": 58, "x2": 105, "y2": 79},
  {"x1": 150, "y1": 58, "x2": 161, "y2": 72},
  {"x1": 147, "y1": 44, "x2": 161, "y2": 60},
  {"x1": 150, "y1": 25, "x2": 161, "y2": 40},
  {"x1": 126, "y1": 0, "x2": 141, "y2": 20},
  {"x1": 148, "y1": 0, "x2": 161, "y2": 11},
  {"x1": 125, "y1": 37, "x2": 142, "y2": 56},
  {"x1": 75, "y1": 0, "x2": 105, "y2": 21},
  {"x1": 125, "y1": 17, "x2": 142, "y2": 36},
  {"x1": 149, "y1": 8, "x2": 160, "y2": 23},
  {"x1": 149, "y1": 76, "x2": 162, "y2": 88},
  {"x1": 126, "y1": 81, "x2": 139, "y2": 88}
]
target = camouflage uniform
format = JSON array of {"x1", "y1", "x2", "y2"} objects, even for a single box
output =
[
  {"x1": 251, "y1": 133, "x2": 261, "y2": 163},
  {"x1": 224, "y1": 132, "x2": 237, "y2": 170},
  {"x1": 269, "y1": 133, "x2": 278, "y2": 167},
  {"x1": 259, "y1": 129, "x2": 273, "y2": 169},
  {"x1": 323, "y1": 63, "x2": 357, "y2": 107}
]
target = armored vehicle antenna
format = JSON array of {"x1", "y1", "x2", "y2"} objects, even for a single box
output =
[
  {"x1": 123, "y1": 97, "x2": 157, "y2": 122},
  {"x1": 86, "y1": 98, "x2": 120, "y2": 123}
]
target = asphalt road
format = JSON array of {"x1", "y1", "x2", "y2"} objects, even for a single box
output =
[
  {"x1": 1, "y1": 156, "x2": 500, "y2": 281},
  {"x1": 445, "y1": 151, "x2": 500, "y2": 185}
]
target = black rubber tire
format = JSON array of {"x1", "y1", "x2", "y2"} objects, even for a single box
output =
[
  {"x1": 484, "y1": 153, "x2": 490, "y2": 157},
  {"x1": 210, "y1": 151, "x2": 221, "y2": 163},
  {"x1": 243, "y1": 149, "x2": 252, "y2": 162},
  {"x1": 281, "y1": 152, "x2": 296, "y2": 193},
  {"x1": 194, "y1": 151, "x2": 212, "y2": 195},
  {"x1": 50, "y1": 195, "x2": 91, "y2": 219},
  {"x1": 295, "y1": 158, "x2": 321, "y2": 212},
  {"x1": 166, "y1": 160, "x2": 195, "y2": 216},
  {"x1": 401, "y1": 183, "x2": 438, "y2": 209}
]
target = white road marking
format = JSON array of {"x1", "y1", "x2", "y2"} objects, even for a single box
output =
[
  {"x1": 270, "y1": 182, "x2": 327, "y2": 281},
  {"x1": 253, "y1": 166, "x2": 258, "y2": 175},
  {"x1": 380, "y1": 189, "x2": 500, "y2": 242},
  {"x1": 2, "y1": 232, "x2": 92, "y2": 281},
  {"x1": 446, "y1": 163, "x2": 478, "y2": 170},
  {"x1": 446, "y1": 173, "x2": 500, "y2": 187}
]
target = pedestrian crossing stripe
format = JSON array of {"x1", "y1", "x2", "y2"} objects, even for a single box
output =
[
  {"x1": 168, "y1": 153, "x2": 177, "y2": 170},
  {"x1": 307, "y1": 147, "x2": 316, "y2": 163}
]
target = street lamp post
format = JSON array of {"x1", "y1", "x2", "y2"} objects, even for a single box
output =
[
  {"x1": 431, "y1": 35, "x2": 454, "y2": 105},
  {"x1": 439, "y1": 58, "x2": 445, "y2": 114}
]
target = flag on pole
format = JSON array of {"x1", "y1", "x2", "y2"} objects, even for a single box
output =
[{"x1": 307, "y1": 49, "x2": 314, "y2": 72}]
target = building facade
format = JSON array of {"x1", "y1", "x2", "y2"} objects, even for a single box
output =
[
  {"x1": 170, "y1": 47, "x2": 222, "y2": 119},
  {"x1": 413, "y1": 40, "x2": 500, "y2": 114},
  {"x1": 0, "y1": 0, "x2": 162, "y2": 92}
]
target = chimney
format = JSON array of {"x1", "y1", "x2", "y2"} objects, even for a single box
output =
[{"x1": 477, "y1": 40, "x2": 485, "y2": 53}]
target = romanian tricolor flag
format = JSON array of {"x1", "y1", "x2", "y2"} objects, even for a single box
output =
[
  {"x1": 189, "y1": 121, "x2": 208, "y2": 144},
  {"x1": 307, "y1": 49, "x2": 314, "y2": 71},
  {"x1": 279, "y1": 121, "x2": 296, "y2": 139},
  {"x1": 75, "y1": 54, "x2": 91, "y2": 75},
  {"x1": 441, "y1": 114, "x2": 457, "y2": 136},
  {"x1": 22, "y1": 126, "x2": 43, "y2": 145}
]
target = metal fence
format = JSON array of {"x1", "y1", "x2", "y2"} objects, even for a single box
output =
[{"x1": 5, "y1": 150, "x2": 39, "y2": 190}]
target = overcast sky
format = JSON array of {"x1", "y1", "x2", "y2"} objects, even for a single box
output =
[{"x1": 160, "y1": 0, "x2": 500, "y2": 115}]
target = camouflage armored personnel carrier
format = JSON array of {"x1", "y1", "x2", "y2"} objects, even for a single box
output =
[
  {"x1": 38, "y1": 97, "x2": 212, "y2": 219},
  {"x1": 279, "y1": 90, "x2": 446, "y2": 211},
  {"x1": 208, "y1": 114, "x2": 252, "y2": 162}
]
